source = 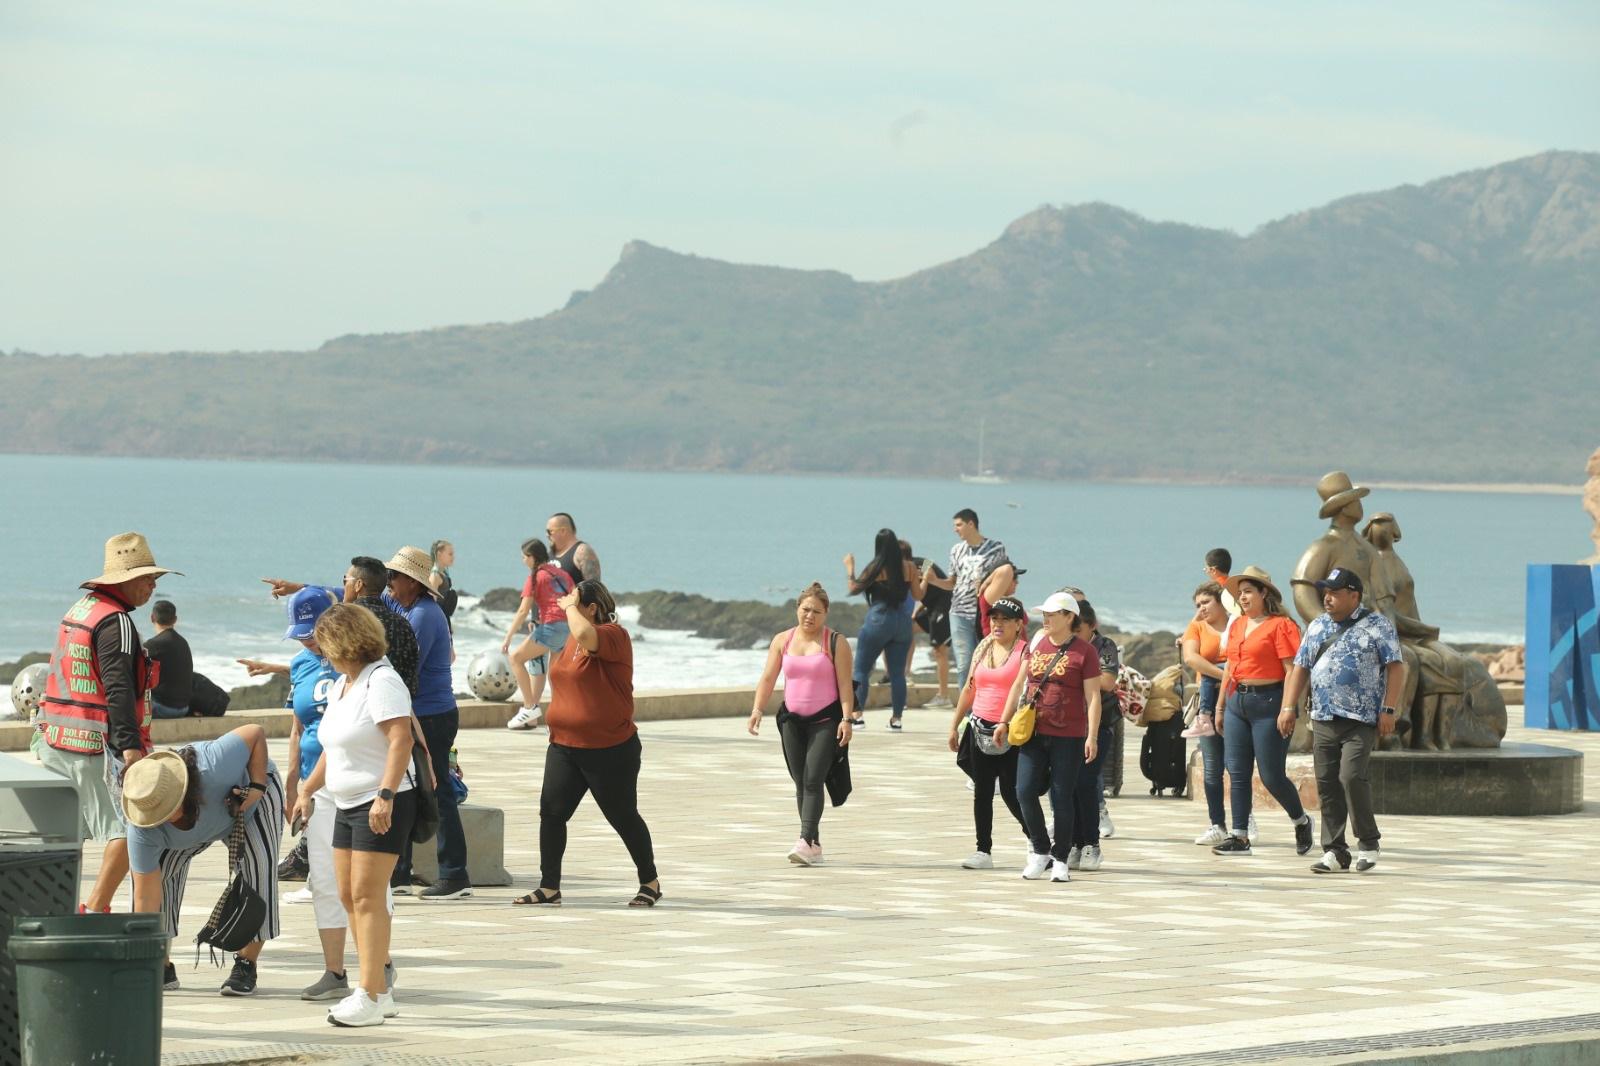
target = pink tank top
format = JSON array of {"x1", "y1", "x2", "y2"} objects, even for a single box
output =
[
  {"x1": 970, "y1": 638, "x2": 1024, "y2": 723},
  {"x1": 781, "y1": 628, "x2": 839, "y2": 716}
]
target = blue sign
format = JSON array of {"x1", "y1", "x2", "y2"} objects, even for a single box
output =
[{"x1": 1525, "y1": 564, "x2": 1599, "y2": 731}]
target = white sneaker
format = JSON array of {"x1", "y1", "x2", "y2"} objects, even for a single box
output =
[
  {"x1": 1311, "y1": 850, "x2": 1350, "y2": 874},
  {"x1": 1066, "y1": 846, "x2": 1083, "y2": 870},
  {"x1": 1050, "y1": 860, "x2": 1071, "y2": 883},
  {"x1": 1247, "y1": 814, "x2": 1260, "y2": 845},
  {"x1": 925, "y1": 695, "x2": 954, "y2": 709},
  {"x1": 1079, "y1": 845, "x2": 1103, "y2": 872},
  {"x1": 1099, "y1": 805, "x2": 1115, "y2": 839},
  {"x1": 965, "y1": 777, "x2": 975, "y2": 792},
  {"x1": 1021, "y1": 853, "x2": 1051, "y2": 880},
  {"x1": 379, "y1": 991, "x2": 399, "y2": 1018},
  {"x1": 1195, "y1": 824, "x2": 1229, "y2": 846},
  {"x1": 507, "y1": 706, "x2": 541, "y2": 730},
  {"x1": 281, "y1": 886, "x2": 315, "y2": 904},
  {"x1": 1354, "y1": 847, "x2": 1379, "y2": 873},
  {"x1": 327, "y1": 989, "x2": 385, "y2": 1027},
  {"x1": 960, "y1": 851, "x2": 993, "y2": 870}
]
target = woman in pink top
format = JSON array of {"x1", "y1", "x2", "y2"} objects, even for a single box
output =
[
  {"x1": 945, "y1": 597, "x2": 1029, "y2": 870},
  {"x1": 748, "y1": 583, "x2": 855, "y2": 867}
]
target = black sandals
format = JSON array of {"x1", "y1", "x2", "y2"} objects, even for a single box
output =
[
  {"x1": 628, "y1": 884, "x2": 662, "y2": 908},
  {"x1": 512, "y1": 888, "x2": 561, "y2": 906}
]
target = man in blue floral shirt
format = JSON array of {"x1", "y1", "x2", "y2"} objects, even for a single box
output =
[{"x1": 1281, "y1": 567, "x2": 1404, "y2": 875}]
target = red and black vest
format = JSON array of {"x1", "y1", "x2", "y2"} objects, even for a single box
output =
[{"x1": 37, "y1": 590, "x2": 156, "y2": 756}]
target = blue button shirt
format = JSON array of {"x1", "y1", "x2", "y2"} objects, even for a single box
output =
[
  {"x1": 1294, "y1": 607, "x2": 1403, "y2": 725},
  {"x1": 289, "y1": 648, "x2": 338, "y2": 779},
  {"x1": 385, "y1": 591, "x2": 455, "y2": 717}
]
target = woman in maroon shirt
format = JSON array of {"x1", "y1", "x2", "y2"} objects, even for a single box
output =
[{"x1": 995, "y1": 591, "x2": 1102, "y2": 884}]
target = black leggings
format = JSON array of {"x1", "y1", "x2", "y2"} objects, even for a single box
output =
[
  {"x1": 969, "y1": 744, "x2": 1026, "y2": 854},
  {"x1": 778, "y1": 707, "x2": 838, "y2": 844},
  {"x1": 539, "y1": 733, "x2": 657, "y2": 888}
]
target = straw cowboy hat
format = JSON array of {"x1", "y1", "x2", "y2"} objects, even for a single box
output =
[
  {"x1": 121, "y1": 750, "x2": 189, "y2": 828},
  {"x1": 385, "y1": 546, "x2": 441, "y2": 598},
  {"x1": 1225, "y1": 565, "x2": 1283, "y2": 605},
  {"x1": 1316, "y1": 471, "x2": 1371, "y2": 519},
  {"x1": 82, "y1": 532, "x2": 183, "y2": 589}
]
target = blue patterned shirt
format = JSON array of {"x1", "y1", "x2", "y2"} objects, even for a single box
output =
[{"x1": 1294, "y1": 607, "x2": 1403, "y2": 725}]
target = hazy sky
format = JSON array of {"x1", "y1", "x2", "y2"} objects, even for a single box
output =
[{"x1": 3, "y1": 1, "x2": 1596, "y2": 355}]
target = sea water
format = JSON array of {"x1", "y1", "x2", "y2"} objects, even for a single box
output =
[{"x1": 0, "y1": 454, "x2": 1580, "y2": 700}]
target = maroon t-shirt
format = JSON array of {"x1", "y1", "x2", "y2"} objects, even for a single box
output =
[{"x1": 1024, "y1": 634, "x2": 1102, "y2": 738}]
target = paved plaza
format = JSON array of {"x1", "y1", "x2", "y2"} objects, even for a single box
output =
[{"x1": 105, "y1": 712, "x2": 1600, "y2": 1065}]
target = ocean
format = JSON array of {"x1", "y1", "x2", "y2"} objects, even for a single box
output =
[{"x1": 1, "y1": 454, "x2": 1581, "y2": 704}]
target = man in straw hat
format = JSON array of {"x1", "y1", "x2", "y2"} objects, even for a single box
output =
[
  {"x1": 264, "y1": 546, "x2": 468, "y2": 900},
  {"x1": 35, "y1": 532, "x2": 181, "y2": 914},
  {"x1": 1290, "y1": 471, "x2": 1379, "y2": 628}
]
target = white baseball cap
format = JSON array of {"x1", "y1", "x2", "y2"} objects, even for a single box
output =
[{"x1": 1033, "y1": 591, "x2": 1080, "y2": 616}]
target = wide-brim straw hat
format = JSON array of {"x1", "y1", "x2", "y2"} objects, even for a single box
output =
[
  {"x1": 121, "y1": 750, "x2": 188, "y2": 828},
  {"x1": 1225, "y1": 565, "x2": 1282, "y2": 605},
  {"x1": 1316, "y1": 471, "x2": 1371, "y2": 519},
  {"x1": 385, "y1": 546, "x2": 440, "y2": 598},
  {"x1": 82, "y1": 532, "x2": 183, "y2": 588}
]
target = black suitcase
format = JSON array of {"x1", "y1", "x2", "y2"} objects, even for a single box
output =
[{"x1": 1140, "y1": 714, "x2": 1187, "y2": 796}]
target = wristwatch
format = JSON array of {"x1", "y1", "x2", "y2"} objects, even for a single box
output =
[
  {"x1": 378, "y1": 788, "x2": 395, "y2": 801},
  {"x1": 1381, "y1": 707, "x2": 1397, "y2": 717}
]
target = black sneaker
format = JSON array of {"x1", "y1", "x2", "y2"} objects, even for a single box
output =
[
  {"x1": 1310, "y1": 849, "x2": 1351, "y2": 874},
  {"x1": 419, "y1": 878, "x2": 473, "y2": 901},
  {"x1": 1212, "y1": 834, "x2": 1252, "y2": 855},
  {"x1": 277, "y1": 837, "x2": 310, "y2": 882},
  {"x1": 1294, "y1": 817, "x2": 1315, "y2": 855},
  {"x1": 219, "y1": 955, "x2": 257, "y2": 997},
  {"x1": 163, "y1": 962, "x2": 180, "y2": 991}
]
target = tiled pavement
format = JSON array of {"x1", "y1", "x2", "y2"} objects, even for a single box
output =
[{"x1": 79, "y1": 712, "x2": 1598, "y2": 1065}]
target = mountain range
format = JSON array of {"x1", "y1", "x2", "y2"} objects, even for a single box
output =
[{"x1": 3, "y1": 150, "x2": 1596, "y2": 484}]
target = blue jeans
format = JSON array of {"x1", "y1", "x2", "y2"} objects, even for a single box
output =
[
  {"x1": 1223, "y1": 685, "x2": 1304, "y2": 834},
  {"x1": 1195, "y1": 676, "x2": 1226, "y2": 826},
  {"x1": 853, "y1": 603, "x2": 912, "y2": 715},
  {"x1": 1073, "y1": 723, "x2": 1116, "y2": 847},
  {"x1": 151, "y1": 699, "x2": 189, "y2": 719},
  {"x1": 951, "y1": 612, "x2": 981, "y2": 690},
  {"x1": 1016, "y1": 733, "x2": 1085, "y2": 861},
  {"x1": 397, "y1": 710, "x2": 467, "y2": 883}
]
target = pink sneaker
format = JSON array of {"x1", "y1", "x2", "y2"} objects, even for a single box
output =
[
  {"x1": 1181, "y1": 714, "x2": 1216, "y2": 739},
  {"x1": 787, "y1": 839, "x2": 823, "y2": 866}
]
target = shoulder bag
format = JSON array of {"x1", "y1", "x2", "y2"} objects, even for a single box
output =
[
  {"x1": 196, "y1": 811, "x2": 267, "y2": 962},
  {"x1": 1009, "y1": 641, "x2": 1072, "y2": 747}
]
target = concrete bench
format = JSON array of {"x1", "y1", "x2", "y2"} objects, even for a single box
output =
[{"x1": 409, "y1": 803, "x2": 512, "y2": 886}]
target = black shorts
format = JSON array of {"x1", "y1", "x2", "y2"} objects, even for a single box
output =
[
  {"x1": 914, "y1": 606, "x2": 952, "y2": 647},
  {"x1": 332, "y1": 789, "x2": 417, "y2": 855}
]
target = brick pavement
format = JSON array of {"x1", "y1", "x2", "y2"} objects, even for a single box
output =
[{"x1": 88, "y1": 712, "x2": 1600, "y2": 1065}]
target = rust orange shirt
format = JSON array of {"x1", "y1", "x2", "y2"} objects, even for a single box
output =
[
  {"x1": 546, "y1": 624, "x2": 636, "y2": 749},
  {"x1": 1182, "y1": 619, "x2": 1226, "y2": 669},
  {"x1": 1225, "y1": 614, "x2": 1301, "y2": 686}
]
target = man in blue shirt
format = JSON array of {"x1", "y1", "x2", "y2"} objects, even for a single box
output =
[{"x1": 1281, "y1": 568, "x2": 1404, "y2": 875}]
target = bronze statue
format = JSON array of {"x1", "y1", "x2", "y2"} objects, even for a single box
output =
[{"x1": 1290, "y1": 471, "x2": 1504, "y2": 750}]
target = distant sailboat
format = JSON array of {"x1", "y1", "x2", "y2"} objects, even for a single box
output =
[{"x1": 960, "y1": 419, "x2": 1008, "y2": 485}]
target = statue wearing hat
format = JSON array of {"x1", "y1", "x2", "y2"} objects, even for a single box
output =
[{"x1": 1292, "y1": 475, "x2": 1505, "y2": 750}]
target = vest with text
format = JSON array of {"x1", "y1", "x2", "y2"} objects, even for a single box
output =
[{"x1": 37, "y1": 592, "x2": 155, "y2": 756}]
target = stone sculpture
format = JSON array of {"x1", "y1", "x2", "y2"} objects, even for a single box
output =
[
  {"x1": 1584, "y1": 446, "x2": 1600, "y2": 564},
  {"x1": 1292, "y1": 471, "x2": 1506, "y2": 750}
]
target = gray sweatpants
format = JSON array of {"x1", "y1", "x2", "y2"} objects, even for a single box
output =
[{"x1": 1312, "y1": 717, "x2": 1380, "y2": 852}]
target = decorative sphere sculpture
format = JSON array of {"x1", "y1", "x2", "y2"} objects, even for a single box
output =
[
  {"x1": 466, "y1": 650, "x2": 518, "y2": 701},
  {"x1": 10, "y1": 662, "x2": 50, "y2": 719}
]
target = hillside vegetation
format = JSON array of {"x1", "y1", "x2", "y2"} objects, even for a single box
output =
[{"x1": 3, "y1": 151, "x2": 1596, "y2": 484}]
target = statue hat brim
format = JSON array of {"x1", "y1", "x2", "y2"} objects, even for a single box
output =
[{"x1": 1316, "y1": 471, "x2": 1371, "y2": 519}]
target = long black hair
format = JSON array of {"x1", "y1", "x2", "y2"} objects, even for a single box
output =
[{"x1": 853, "y1": 528, "x2": 908, "y2": 605}]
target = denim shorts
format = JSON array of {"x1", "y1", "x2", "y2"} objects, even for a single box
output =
[{"x1": 525, "y1": 620, "x2": 571, "y2": 677}]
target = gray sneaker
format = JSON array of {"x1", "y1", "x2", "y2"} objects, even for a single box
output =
[
  {"x1": 301, "y1": 969, "x2": 349, "y2": 1001},
  {"x1": 385, "y1": 961, "x2": 397, "y2": 992}
]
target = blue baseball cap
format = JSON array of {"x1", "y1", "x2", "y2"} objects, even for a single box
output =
[{"x1": 283, "y1": 587, "x2": 337, "y2": 640}]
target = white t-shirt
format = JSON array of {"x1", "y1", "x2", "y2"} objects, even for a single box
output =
[{"x1": 318, "y1": 661, "x2": 416, "y2": 809}]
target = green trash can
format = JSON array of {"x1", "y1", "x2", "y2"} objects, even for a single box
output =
[{"x1": 8, "y1": 914, "x2": 167, "y2": 1066}]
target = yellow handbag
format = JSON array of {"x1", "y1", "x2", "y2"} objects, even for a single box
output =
[{"x1": 1009, "y1": 644, "x2": 1071, "y2": 746}]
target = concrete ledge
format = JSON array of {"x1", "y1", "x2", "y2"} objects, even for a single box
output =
[
  {"x1": 0, "y1": 683, "x2": 938, "y2": 752},
  {"x1": 410, "y1": 803, "x2": 513, "y2": 887}
]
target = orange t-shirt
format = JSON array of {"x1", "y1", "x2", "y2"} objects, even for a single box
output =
[
  {"x1": 1182, "y1": 619, "x2": 1226, "y2": 668},
  {"x1": 1224, "y1": 614, "x2": 1301, "y2": 684},
  {"x1": 545, "y1": 624, "x2": 636, "y2": 749}
]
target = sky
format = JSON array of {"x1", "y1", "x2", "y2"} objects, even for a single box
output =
[{"x1": 2, "y1": 1, "x2": 1596, "y2": 355}]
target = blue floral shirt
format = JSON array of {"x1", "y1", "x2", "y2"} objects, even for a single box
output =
[{"x1": 1294, "y1": 607, "x2": 1403, "y2": 725}]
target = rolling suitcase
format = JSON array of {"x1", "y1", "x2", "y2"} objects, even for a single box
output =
[{"x1": 1140, "y1": 714, "x2": 1187, "y2": 796}]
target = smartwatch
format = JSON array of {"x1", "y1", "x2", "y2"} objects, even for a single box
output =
[
  {"x1": 378, "y1": 788, "x2": 395, "y2": 801},
  {"x1": 1381, "y1": 707, "x2": 1397, "y2": 717}
]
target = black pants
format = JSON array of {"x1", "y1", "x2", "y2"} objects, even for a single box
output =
[
  {"x1": 539, "y1": 733, "x2": 657, "y2": 888},
  {"x1": 396, "y1": 710, "x2": 467, "y2": 884},
  {"x1": 778, "y1": 708, "x2": 838, "y2": 844},
  {"x1": 1017, "y1": 733, "x2": 1085, "y2": 861},
  {"x1": 968, "y1": 744, "x2": 1025, "y2": 854},
  {"x1": 1072, "y1": 724, "x2": 1115, "y2": 847},
  {"x1": 1313, "y1": 717, "x2": 1381, "y2": 851}
]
